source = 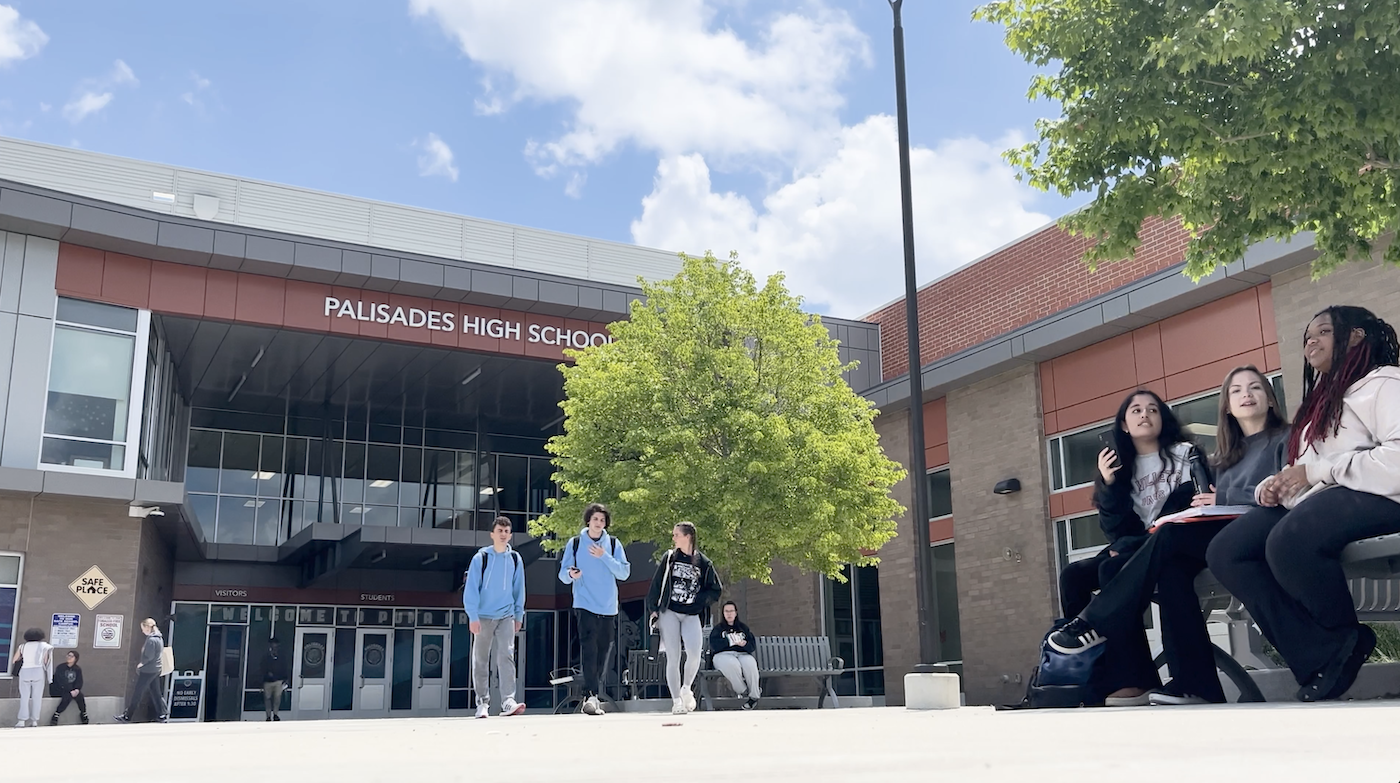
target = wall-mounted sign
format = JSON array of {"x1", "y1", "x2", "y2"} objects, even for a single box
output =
[
  {"x1": 324, "y1": 297, "x2": 612, "y2": 349},
  {"x1": 94, "y1": 614, "x2": 123, "y2": 649},
  {"x1": 69, "y1": 566, "x2": 116, "y2": 610},
  {"x1": 51, "y1": 613, "x2": 80, "y2": 648}
]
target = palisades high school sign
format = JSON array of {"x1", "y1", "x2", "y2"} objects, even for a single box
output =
[{"x1": 324, "y1": 296, "x2": 612, "y2": 349}]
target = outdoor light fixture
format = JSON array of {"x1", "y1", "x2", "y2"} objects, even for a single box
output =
[
  {"x1": 242, "y1": 499, "x2": 266, "y2": 508},
  {"x1": 369, "y1": 550, "x2": 387, "y2": 564},
  {"x1": 368, "y1": 480, "x2": 394, "y2": 488},
  {"x1": 226, "y1": 373, "x2": 247, "y2": 403},
  {"x1": 993, "y1": 478, "x2": 1022, "y2": 495},
  {"x1": 460, "y1": 368, "x2": 482, "y2": 386},
  {"x1": 251, "y1": 471, "x2": 276, "y2": 480}
]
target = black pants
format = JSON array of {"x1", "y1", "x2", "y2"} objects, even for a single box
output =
[
  {"x1": 1207, "y1": 488, "x2": 1400, "y2": 685},
  {"x1": 55, "y1": 690, "x2": 87, "y2": 715},
  {"x1": 125, "y1": 672, "x2": 166, "y2": 719},
  {"x1": 575, "y1": 610, "x2": 615, "y2": 698},
  {"x1": 1082, "y1": 520, "x2": 1231, "y2": 702},
  {"x1": 1060, "y1": 545, "x2": 1157, "y2": 698}
]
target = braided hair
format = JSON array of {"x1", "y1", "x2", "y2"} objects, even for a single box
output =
[{"x1": 1288, "y1": 306, "x2": 1400, "y2": 462}]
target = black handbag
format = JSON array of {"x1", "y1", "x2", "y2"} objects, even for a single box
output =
[
  {"x1": 49, "y1": 680, "x2": 63, "y2": 698},
  {"x1": 8, "y1": 657, "x2": 20, "y2": 676}
]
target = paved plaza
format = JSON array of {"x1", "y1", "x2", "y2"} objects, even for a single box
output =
[{"x1": 3, "y1": 702, "x2": 1397, "y2": 782}]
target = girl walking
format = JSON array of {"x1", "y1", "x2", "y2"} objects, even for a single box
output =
[{"x1": 646, "y1": 522, "x2": 722, "y2": 714}]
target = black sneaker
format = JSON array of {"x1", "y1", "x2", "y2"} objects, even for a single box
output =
[
  {"x1": 1148, "y1": 686, "x2": 1208, "y2": 705},
  {"x1": 272, "y1": 714, "x2": 280, "y2": 721},
  {"x1": 742, "y1": 697, "x2": 758, "y2": 710},
  {"x1": 80, "y1": 713, "x2": 89, "y2": 725},
  {"x1": 113, "y1": 714, "x2": 130, "y2": 724},
  {"x1": 1047, "y1": 618, "x2": 1106, "y2": 654},
  {"x1": 49, "y1": 714, "x2": 59, "y2": 726}
]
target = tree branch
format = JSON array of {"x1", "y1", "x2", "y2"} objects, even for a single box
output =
[
  {"x1": 1200, "y1": 121, "x2": 1275, "y2": 144},
  {"x1": 1360, "y1": 146, "x2": 1399, "y2": 175}
]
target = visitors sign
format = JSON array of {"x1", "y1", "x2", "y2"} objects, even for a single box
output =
[
  {"x1": 51, "y1": 613, "x2": 79, "y2": 647},
  {"x1": 69, "y1": 565, "x2": 116, "y2": 610},
  {"x1": 94, "y1": 614, "x2": 123, "y2": 649}
]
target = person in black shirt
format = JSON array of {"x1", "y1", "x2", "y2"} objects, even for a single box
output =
[
  {"x1": 646, "y1": 522, "x2": 722, "y2": 715},
  {"x1": 709, "y1": 601, "x2": 761, "y2": 709},
  {"x1": 260, "y1": 638, "x2": 292, "y2": 721},
  {"x1": 50, "y1": 650, "x2": 87, "y2": 725}
]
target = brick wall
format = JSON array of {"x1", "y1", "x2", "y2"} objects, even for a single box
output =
[
  {"x1": 3, "y1": 496, "x2": 148, "y2": 699},
  {"x1": 868, "y1": 218, "x2": 1190, "y2": 381},
  {"x1": 872, "y1": 407, "x2": 920, "y2": 705},
  {"x1": 945, "y1": 365, "x2": 1058, "y2": 706},
  {"x1": 1269, "y1": 244, "x2": 1400, "y2": 417}
]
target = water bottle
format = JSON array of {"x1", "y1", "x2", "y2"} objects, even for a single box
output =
[{"x1": 1188, "y1": 451, "x2": 1212, "y2": 497}]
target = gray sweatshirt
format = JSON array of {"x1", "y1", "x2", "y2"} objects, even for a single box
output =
[
  {"x1": 1215, "y1": 428, "x2": 1289, "y2": 505},
  {"x1": 137, "y1": 630, "x2": 164, "y2": 673}
]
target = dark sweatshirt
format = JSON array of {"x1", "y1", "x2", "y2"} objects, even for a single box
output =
[
  {"x1": 260, "y1": 647, "x2": 292, "y2": 683},
  {"x1": 1214, "y1": 427, "x2": 1289, "y2": 505},
  {"x1": 53, "y1": 662, "x2": 83, "y2": 693},
  {"x1": 137, "y1": 631, "x2": 164, "y2": 674},
  {"x1": 709, "y1": 620, "x2": 757, "y2": 656},
  {"x1": 646, "y1": 549, "x2": 723, "y2": 619},
  {"x1": 1094, "y1": 444, "x2": 1204, "y2": 558}
]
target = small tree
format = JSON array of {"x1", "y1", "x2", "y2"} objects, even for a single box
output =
[
  {"x1": 976, "y1": 0, "x2": 1400, "y2": 277},
  {"x1": 531, "y1": 252, "x2": 905, "y2": 582}
]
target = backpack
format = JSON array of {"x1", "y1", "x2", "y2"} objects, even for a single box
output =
[
  {"x1": 570, "y1": 534, "x2": 619, "y2": 560},
  {"x1": 1002, "y1": 619, "x2": 1106, "y2": 710},
  {"x1": 471, "y1": 549, "x2": 523, "y2": 591}
]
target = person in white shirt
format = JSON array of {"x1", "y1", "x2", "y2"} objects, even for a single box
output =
[
  {"x1": 9, "y1": 627, "x2": 54, "y2": 728},
  {"x1": 1208, "y1": 305, "x2": 1400, "y2": 702}
]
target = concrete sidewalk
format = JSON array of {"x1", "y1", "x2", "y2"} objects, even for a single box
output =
[{"x1": 2, "y1": 702, "x2": 1395, "y2": 782}]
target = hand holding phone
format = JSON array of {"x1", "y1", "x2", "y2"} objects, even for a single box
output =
[{"x1": 1096, "y1": 431, "x2": 1121, "y2": 484}]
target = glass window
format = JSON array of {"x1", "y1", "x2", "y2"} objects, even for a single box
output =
[
  {"x1": 56, "y1": 298, "x2": 138, "y2": 331},
  {"x1": 187, "y1": 494, "x2": 218, "y2": 542},
  {"x1": 495, "y1": 455, "x2": 528, "y2": 513},
  {"x1": 823, "y1": 565, "x2": 884, "y2": 697},
  {"x1": 186, "y1": 430, "x2": 222, "y2": 493},
  {"x1": 399, "y1": 447, "x2": 423, "y2": 507},
  {"x1": 528, "y1": 457, "x2": 556, "y2": 515},
  {"x1": 1058, "y1": 424, "x2": 1113, "y2": 490},
  {"x1": 927, "y1": 468, "x2": 952, "y2": 520},
  {"x1": 219, "y1": 433, "x2": 260, "y2": 498},
  {"x1": 1172, "y1": 392, "x2": 1220, "y2": 456},
  {"x1": 0, "y1": 553, "x2": 20, "y2": 672},
  {"x1": 932, "y1": 543, "x2": 962, "y2": 664},
  {"x1": 365, "y1": 445, "x2": 399, "y2": 505},
  {"x1": 42, "y1": 324, "x2": 137, "y2": 471},
  {"x1": 217, "y1": 496, "x2": 257, "y2": 545}
]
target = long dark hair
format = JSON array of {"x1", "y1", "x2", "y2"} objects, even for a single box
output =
[
  {"x1": 1213, "y1": 366, "x2": 1289, "y2": 471},
  {"x1": 1289, "y1": 306, "x2": 1400, "y2": 462},
  {"x1": 720, "y1": 600, "x2": 740, "y2": 627},
  {"x1": 1099, "y1": 389, "x2": 1194, "y2": 494},
  {"x1": 674, "y1": 521, "x2": 698, "y2": 550}
]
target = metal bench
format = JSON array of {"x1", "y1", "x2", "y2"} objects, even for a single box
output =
[{"x1": 624, "y1": 636, "x2": 844, "y2": 710}]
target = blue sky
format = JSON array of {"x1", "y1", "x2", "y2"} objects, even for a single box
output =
[{"x1": 0, "y1": 1, "x2": 1081, "y2": 317}]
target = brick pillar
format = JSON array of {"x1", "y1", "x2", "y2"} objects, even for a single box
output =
[
  {"x1": 873, "y1": 407, "x2": 918, "y2": 705},
  {"x1": 946, "y1": 365, "x2": 1057, "y2": 706}
]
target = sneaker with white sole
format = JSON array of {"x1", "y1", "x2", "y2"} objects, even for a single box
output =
[
  {"x1": 742, "y1": 697, "x2": 758, "y2": 710},
  {"x1": 1104, "y1": 690, "x2": 1151, "y2": 707},
  {"x1": 671, "y1": 698, "x2": 688, "y2": 715},
  {"x1": 475, "y1": 704, "x2": 489, "y2": 719},
  {"x1": 682, "y1": 688, "x2": 696, "y2": 713},
  {"x1": 501, "y1": 698, "x2": 526, "y2": 716},
  {"x1": 1047, "y1": 618, "x2": 1107, "y2": 655},
  {"x1": 1148, "y1": 688, "x2": 1209, "y2": 706},
  {"x1": 581, "y1": 695, "x2": 601, "y2": 716}
]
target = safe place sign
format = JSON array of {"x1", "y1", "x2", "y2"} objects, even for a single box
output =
[{"x1": 69, "y1": 565, "x2": 117, "y2": 610}]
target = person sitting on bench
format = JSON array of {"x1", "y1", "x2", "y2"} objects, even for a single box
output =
[
  {"x1": 1208, "y1": 306, "x2": 1400, "y2": 702},
  {"x1": 709, "y1": 601, "x2": 761, "y2": 710},
  {"x1": 1050, "y1": 367, "x2": 1289, "y2": 705}
]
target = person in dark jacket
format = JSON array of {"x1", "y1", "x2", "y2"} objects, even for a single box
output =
[
  {"x1": 50, "y1": 650, "x2": 88, "y2": 725},
  {"x1": 1051, "y1": 367, "x2": 1289, "y2": 705},
  {"x1": 709, "y1": 601, "x2": 761, "y2": 709},
  {"x1": 646, "y1": 522, "x2": 722, "y2": 715},
  {"x1": 1054, "y1": 389, "x2": 1200, "y2": 706},
  {"x1": 259, "y1": 638, "x2": 292, "y2": 721},
  {"x1": 114, "y1": 618, "x2": 167, "y2": 723}
]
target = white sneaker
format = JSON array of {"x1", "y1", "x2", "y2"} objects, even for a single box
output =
[
  {"x1": 501, "y1": 698, "x2": 525, "y2": 716},
  {"x1": 475, "y1": 704, "x2": 489, "y2": 719},
  {"x1": 13, "y1": 721, "x2": 25, "y2": 728},
  {"x1": 581, "y1": 695, "x2": 601, "y2": 716},
  {"x1": 671, "y1": 698, "x2": 688, "y2": 715},
  {"x1": 682, "y1": 688, "x2": 696, "y2": 712}
]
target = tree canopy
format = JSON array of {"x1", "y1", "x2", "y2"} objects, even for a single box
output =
[
  {"x1": 530, "y1": 252, "x2": 904, "y2": 582},
  {"x1": 975, "y1": 0, "x2": 1400, "y2": 277}
]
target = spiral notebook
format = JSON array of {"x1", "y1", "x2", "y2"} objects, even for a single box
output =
[{"x1": 1150, "y1": 505, "x2": 1255, "y2": 530}]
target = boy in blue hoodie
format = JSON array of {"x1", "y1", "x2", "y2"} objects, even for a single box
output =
[
  {"x1": 463, "y1": 516, "x2": 527, "y2": 718},
  {"x1": 558, "y1": 503, "x2": 631, "y2": 715}
]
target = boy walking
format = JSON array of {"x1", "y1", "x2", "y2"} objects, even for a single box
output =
[
  {"x1": 558, "y1": 503, "x2": 631, "y2": 715},
  {"x1": 463, "y1": 516, "x2": 527, "y2": 718}
]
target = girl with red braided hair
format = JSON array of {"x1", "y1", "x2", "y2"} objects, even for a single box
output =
[{"x1": 1207, "y1": 305, "x2": 1400, "y2": 702}]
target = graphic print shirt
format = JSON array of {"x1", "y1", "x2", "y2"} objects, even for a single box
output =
[
  {"x1": 665, "y1": 550, "x2": 702, "y2": 613},
  {"x1": 1130, "y1": 442, "x2": 1194, "y2": 522}
]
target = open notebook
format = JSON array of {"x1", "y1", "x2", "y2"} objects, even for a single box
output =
[{"x1": 1150, "y1": 505, "x2": 1255, "y2": 529}]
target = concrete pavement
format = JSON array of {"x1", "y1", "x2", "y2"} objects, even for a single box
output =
[{"x1": 2, "y1": 702, "x2": 1397, "y2": 782}]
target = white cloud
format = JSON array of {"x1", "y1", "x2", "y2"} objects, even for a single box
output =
[
  {"x1": 416, "y1": 133, "x2": 460, "y2": 182},
  {"x1": 182, "y1": 71, "x2": 212, "y2": 107},
  {"x1": 410, "y1": 0, "x2": 868, "y2": 172},
  {"x1": 631, "y1": 117, "x2": 1051, "y2": 318},
  {"x1": 0, "y1": 5, "x2": 47, "y2": 66},
  {"x1": 63, "y1": 92, "x2": 113, "y2": 123},
  {"x1": 110, "y1": 59, "x2": 137, "y2": 85},
  {"x1": 39, "y1": 102, "x2": 50, "y2": 112},
  {"x1": 564, "y1": 171, "x2": 587, "y2": 199}
]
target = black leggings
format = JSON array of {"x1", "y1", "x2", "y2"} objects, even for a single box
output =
[
  {"x1": 55, "y1": 690, "x2": 87, "y2": 715},
  {"x1": 1060, "y1": 545, "x2": 1158, "y2": 698},
  {"x1": 1206, "y1": 488, "x2": 1400, "y2": 685}
]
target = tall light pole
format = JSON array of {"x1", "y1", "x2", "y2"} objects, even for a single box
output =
[{"x1": 890, "y1": 0, "x2": 939, "y2": 668}]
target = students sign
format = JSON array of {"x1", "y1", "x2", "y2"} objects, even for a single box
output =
[{"x1": 69, "y1": 565, "x2": 117, "y2": 610}]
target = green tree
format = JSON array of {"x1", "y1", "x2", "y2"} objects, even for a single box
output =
[
  {"x1": 530, "y1": 252, "x2": 904, "y2": 582},
  {"x1": 976, "y1": 0, "x2": 1400, "y2": 277}
]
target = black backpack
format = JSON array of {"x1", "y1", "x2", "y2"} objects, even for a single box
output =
[
  {"x1": 571, "y1": 534, "x2": 619, "y2": 559},
  {"x1": 1001, "y1": 618, "x2": 1107, "y2": 710},
  {"x1": 470, "y1": 548, "x2": 522, "y2": 590}
]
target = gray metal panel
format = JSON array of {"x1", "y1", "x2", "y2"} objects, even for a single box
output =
[
  {"x1": 1020, "y1": 306, "x2": 1110, "y2": 355},
  {"x1": 242, "y1": 235, "x2": 294, "y2": 278},
  {"x1": 337, "y1": 250, "x2": 372, "y2": 287},
  {"x1": 211, "y1": 230, "x2": 246, "y2": 270},
  {"x1": 440, "y1": 265, "x2": 471, "y2": 301},
  {"x1": 135, "y1": 479, "x2": 186, "y2": 505},
  {"x1": 154, "y1": 221, "x2": 215, "y2": 266},
  {"x1": 64, "y1": 204, "x2": 159, "y2": 255},
  {"x1": 577, "y1": 286, "x2": 603, "y2": 312},
  {"x1": 17, "y1": 235, "x2": 58, "y2": 319},
  {"x1": 0, "y1": 188, "x2": 72, "y2": 239},
  {"x1": 394, "y1": 258, "x2": 445, "y2": 297},
  {"x1": 0, "y1": 311, "x2": 15, "y2": 448},
  {"x1": 291, "y1": 243, "x2": 342, "y2": 284},
  {"x1": 471, "y1": 269, "x2": 513, "y2": 304},
  {"x1": 42, "y1": 470, "x2": 135, "y2": 500},
  {"x1": 367, "y1": 255, "x2": 399, "y2": 292},
  {"x1": 0, "y1": 465, "x2": 42, "y2": 495},
  {"x1": 506, "y1": 276, "x2": 539, "y2": 310},
  {"x1": 0, "y1": 232, "x2": 22, "y2": 314},
  {"x1": 461, "y1": 219, "x2": 515, "y2": 268},
  {"x1": 1, "y1": 314, "x2": 53, "y2": 469},
  {"x1": 602, "y1": 290, "x2": 630, "y2": 316}
]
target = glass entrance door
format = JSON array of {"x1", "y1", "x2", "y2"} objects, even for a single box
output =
[
  {"x1": 413, "y1": 630, "x2": 448, "y2": 714},
  {"x1": 203, "y1": 625, "x2": 245, "y2": 722},
  {"x1": 292, "y1": 628, "x2": 332, "y2": 720},
  {"x1": 354, "y1": 629, "x2": 392, "y2": 717}
]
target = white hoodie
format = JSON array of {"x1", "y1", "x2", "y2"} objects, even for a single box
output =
[{"x1": 1266, "y1": 366, "x2": 1400, "y2": 509}]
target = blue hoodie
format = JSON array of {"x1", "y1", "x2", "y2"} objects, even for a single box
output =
[
  {"x1": 558, "y1": 528, "x2": 631, "y2": 616},
  {"x1": 463, "y1": 545, "x2": 525, "y2": 623}
]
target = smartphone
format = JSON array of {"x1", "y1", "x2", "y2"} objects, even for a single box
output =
[{"x1": 1097, "y1": 431, "x2": 1120, "y2": 467}]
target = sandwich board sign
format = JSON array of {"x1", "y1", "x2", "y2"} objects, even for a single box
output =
[{"x1": 69, "y1": 565, "x2": 117, "y2": 610}]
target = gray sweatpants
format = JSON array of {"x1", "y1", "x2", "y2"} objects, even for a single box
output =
[
  {"x1": 472, "y1": 617, "x2": 518, "y2": 707},
  {"x1": 657, "y1": 610, "x2": 702, "y2": 699},
  {"x1": 712, "y1": 651, "x2": 761, "y2": 698}
]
